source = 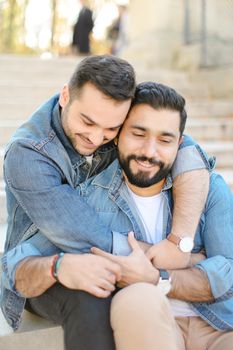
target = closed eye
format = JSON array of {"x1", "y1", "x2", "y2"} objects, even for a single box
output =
[
  {"x1": 132, "y1": 132, "x2": 145, "y2": 137},
  {"x1": 160, "y1": 139, "x2": 172, "y2": 143},
  {"x1": 108, "y1": 127, "x2": 120, "y2": 132},
  {"x1": 83, "y1": 120, "x2": 94, "y2": 126}
]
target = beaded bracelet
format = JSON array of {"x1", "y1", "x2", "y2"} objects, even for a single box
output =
[{"x1": 51, "y1": 252, "x2": 65, "y2": 281}]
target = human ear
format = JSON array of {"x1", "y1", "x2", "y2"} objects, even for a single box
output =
[
  {"x1": 114, "y1": 136, "x2": 119, "y2": 146},
  {"x1": 179, "y1": 135, "x2": 184, "y2": 146},
  {"x1": 59, "y1": 84, "x2": 70, "y2": 107}
]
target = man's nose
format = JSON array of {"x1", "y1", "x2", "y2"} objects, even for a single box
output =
[
  {"x1": 141, "y1": 139, "x2": 158, "y2": 158},
  {"x1": 89, "y1": 130, "x2": 105, "y2": 146}
]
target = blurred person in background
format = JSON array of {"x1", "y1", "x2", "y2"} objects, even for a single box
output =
[
  {"x1": 107, "y1": 2, "x2": 129, "y2": 55},
  {"x1": 72, "y1": 0, "x2": 94, "y2": 55}
]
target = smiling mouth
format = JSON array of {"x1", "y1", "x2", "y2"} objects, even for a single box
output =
[
  {"x1": 78, "y1": 134, "x2": 95, "y2": 146},
  {"x1": 135, "y1": 159, "x2": 157, "y2": 169}
]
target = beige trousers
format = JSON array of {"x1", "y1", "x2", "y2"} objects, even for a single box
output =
[{"x1": 110, "y1": 283, "x2": 233, "y2": 350}]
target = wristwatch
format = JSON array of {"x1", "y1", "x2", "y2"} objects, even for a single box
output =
[
  {"x1": 167, "y1": 233, "x2": 194, "y2": 253},
  {"x1": 157, "y1": 269, "x2": 171, "y2": 295}
]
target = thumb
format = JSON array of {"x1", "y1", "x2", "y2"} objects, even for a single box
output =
[{"x1": 128, "y1": 231, "x2": 141, "y2": 252}]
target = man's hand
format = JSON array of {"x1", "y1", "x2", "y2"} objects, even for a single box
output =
[
  {"x1": 137, "y1": 240, "x2": 152, "y2": 253},
  {"x1": 15, "y1": 253, "x2": 121, "y2": 299},
  {"x1": 58, "y1": 253, "x2": 121, "y2": 297},
  {"x1": 91, "y1": 232, "x2": 159, "y2": 288},
  {"x1": 146, "y1": 239, "x2": 191, "y2": 269}
]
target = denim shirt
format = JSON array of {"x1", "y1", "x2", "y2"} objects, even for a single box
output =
[{"x1": 1, "y1": 94, "x2": 210, "y2": 330}]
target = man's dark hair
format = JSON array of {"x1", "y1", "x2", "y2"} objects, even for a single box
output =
[
  {"x1": 132, "y1": 82, "x2": 187, "y2": 135},
  {"x1": 68, "y1": 55, "x2": 136, "y2": 101}
]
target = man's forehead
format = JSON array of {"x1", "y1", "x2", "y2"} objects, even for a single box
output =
[{"x1": 124, "y1": 105, "x2": 180, "y2": 133}]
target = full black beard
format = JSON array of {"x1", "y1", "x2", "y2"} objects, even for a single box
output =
[{"x1": 118, "y1": 153, "x2": 171, "y2": 188}]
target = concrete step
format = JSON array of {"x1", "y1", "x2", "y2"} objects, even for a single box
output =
[
  {"x1": 1, "y1": 101, "x2": 44, "y2": 121},
  {"x1": 0, "y1": 309, "x2": 63, "y2": 350},
  {"x1": 0, "y1": 84, "x2": 61, "y2": 100},
  {"x1": 0, "y1": 194, "x2": 7, "y2": 225},
  {"x1": 0, "y1": 223, "x2": 7, "y2": 252},
  {"x1": 186, "y1": 100, "x2": 233, "y2": 119},
  {"x1": 200, "y1": 141, "x2": 233, "y2": 168},
  {"x1": 0, "y1": 55, "x2": 78, "y2": 79},
  {"x1": 0, "y1": 120, "x2": 22, "y2": 146},
  {"x1": 185, "y1": 118, "x2": 233, "y2": 141}
]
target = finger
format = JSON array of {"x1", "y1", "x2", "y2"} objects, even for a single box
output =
[
  {"x1": 128, "y1": 231, "x2": 142, "y2": 252},
  {"x1": 98, "y1": 279, "x2": 116, "y2": 292},
  {"x1": 117, "y1": 281, "x2": 127, "y2": 289},
  {"x1": 91, "y1": 247, "x2": 117, "y2": 261},
  {"x1": 106, "y1": 263, "x2": 122, "y2": 281},
  {"x1": 106, "y1": 272, "x2": 117, "y2": 285},
  {"x1": 89, "y1": 286, "x2": 112, "y2": 298}
]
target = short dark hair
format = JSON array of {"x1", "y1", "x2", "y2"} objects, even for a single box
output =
[
  {"x1": 68, "y1": 55, "x2": 136, "y2": 101},
  {"x1": 132, "y1": 82, "x2": 187, "y2": 135}
]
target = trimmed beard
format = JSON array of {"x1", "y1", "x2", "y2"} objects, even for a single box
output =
[{"x1": 118, "y1": 152, "x2": 171, "y2": 188}]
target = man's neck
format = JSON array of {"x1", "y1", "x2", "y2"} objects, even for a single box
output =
[{"x1": 125, "y1": 177, "x2": 165, "y2": 197}]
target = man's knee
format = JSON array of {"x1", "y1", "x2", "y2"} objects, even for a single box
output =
[
  {"x1": 111, "y1": 282, "x2": 170, "y2": 328},
  {"x1": 60, "y1": 287, "x2": 112, "y2": 327}
]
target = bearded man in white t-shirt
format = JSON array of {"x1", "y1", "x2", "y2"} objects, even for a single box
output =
[{"x1": 91, "y1": 82, "x2": 233, "y2": 350}]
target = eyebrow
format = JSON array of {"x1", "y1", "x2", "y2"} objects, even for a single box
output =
[
  {"x1": 81, "y1": 113, "x2": 123, "y2": 129},
  {"x1": 130, "y1": 125, "x2": 176, "y2": 138}
]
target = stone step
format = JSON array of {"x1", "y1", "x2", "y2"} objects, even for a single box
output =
[
  {"x1": 0, "y1": 223, "x2": 7, "y2": 252},
  {"x1": 199, "y1": 141, "x2": 233, "y2": 168},
  {"x1": 0, "y1": 120, "x2": 23, "y2": 146},
  {"x1": 0, "y1": 309, "x2": 63, "y2": 350},
  {"x1": 0, "y1": 84, "x2": 61, "y2": 100},
  {"x1": 1, "y1": 102, "x2": 44, "y2": 121},
  {"x1": 186, "y1": 100, "x2": 233, "y2": 119},
  {"x1": 0, "y1": 193, "x2": 7, "y2": 225},
  {"x1": 0, "y1": 54, "x2": 78, "y2": 78},
  {"x1": 185, "y1": 118, "x2": 233, "y2": 141}
]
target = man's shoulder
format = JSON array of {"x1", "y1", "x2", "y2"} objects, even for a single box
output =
[
  {"x1": 206, "y1": 172, "x2": 233, "y2": 208},
  {"x1": 5, "y1": 95, "x2": 60, "y2": 155}
]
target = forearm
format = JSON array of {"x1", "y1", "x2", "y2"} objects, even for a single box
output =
[
  {"x1": 15, "y1": 256, "x2": 56, "y2": 298},
  {"x1": 172, "y1": 169, "x2": 209, "y2": 236},
  {"x1": 168, "y1": 267, "x2": 214, "y2": 302}
]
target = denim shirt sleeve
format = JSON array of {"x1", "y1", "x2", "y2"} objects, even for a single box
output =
[
  {"x1": 4, "y1": 142, "x2": 113, "y2": 254},
  {"x1": 1, "y1": 243, "x2": 42, "y2": 295},
  {"x1": 195, "y1": 174, "x2": 233, "y2": 301},
  {"x1": 171, "y1": 134, "x2": 212, "y2": 179},
  {"x1": 1, "y1": 233, "x2": 62, "y2": 295}
]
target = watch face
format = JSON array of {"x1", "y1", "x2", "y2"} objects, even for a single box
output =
[{"x1": 179, "y1": 237, "x2": 194, "y2": 253}]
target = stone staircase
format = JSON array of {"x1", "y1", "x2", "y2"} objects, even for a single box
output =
[{"x1": 0, "y1": 54, "x2": 232, "y2": 347}]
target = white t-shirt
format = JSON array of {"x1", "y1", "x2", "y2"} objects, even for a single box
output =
[
  {"x1": 127, "y1": 185, "x2": 197, "y2": 318},
  {"x1": 85, "y1": 155, "x2": 93, "y2": 165},
  {"x1": 127, "y1": 187, "x2": 164, "y2": 245}
]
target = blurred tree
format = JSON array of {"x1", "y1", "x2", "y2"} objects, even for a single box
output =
[
  {"x1": 4, "y1": 0, "x2": 18, "y2": 52},
  {"x1": 0, "y1": 0, "x2": 30, "y2": 53},
  {"x1": 51, "y1": 0, "x2": 58, "y2": 50}
]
